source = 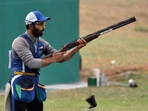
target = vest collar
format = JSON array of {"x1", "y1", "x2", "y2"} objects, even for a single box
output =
[{"x1": 25, "y1": 31, "x2": 39, "y2": 44}]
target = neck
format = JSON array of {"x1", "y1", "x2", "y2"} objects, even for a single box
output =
[{"x1": 26, "y1": 29, "x2": 38, "y2": 38}]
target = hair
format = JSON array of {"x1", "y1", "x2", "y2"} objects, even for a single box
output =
[
  {"x1": 26, "y1": 24, "x2": 30, "y2": 29},
  {"x1": 26, "y1": 22, "x2": 35, "y2": 29}
]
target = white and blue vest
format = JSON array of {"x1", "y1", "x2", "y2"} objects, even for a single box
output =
[
  {"x1": 10, "y1": 34, "x2": 47, "y2": 107},
  {"x1": 11, "y1": 33, "x2": 44, "y2": 76}
]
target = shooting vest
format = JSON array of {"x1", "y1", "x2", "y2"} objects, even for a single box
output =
[
  {"x1": 10, "y1": 34, "x2": 46, "y2": 111},
  {"x1": 11, "y1": 33, "x2": 43, "y2": 75}
]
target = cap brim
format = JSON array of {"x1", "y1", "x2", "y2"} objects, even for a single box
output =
[{"x1": 36, "y1": 17, "x2": 50, "y2": 22}]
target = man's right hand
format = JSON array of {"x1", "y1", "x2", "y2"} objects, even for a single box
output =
[
  {"x1": 52, "y1": 51, "x2": 66, "y2": 62},
  {"x1": 41, "y1": 51, "x2": 66, "y2": 67}
]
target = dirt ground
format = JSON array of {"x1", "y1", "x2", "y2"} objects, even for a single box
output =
[{"x1": 80, "y1": 64, "x2": 148, "y2": 82}]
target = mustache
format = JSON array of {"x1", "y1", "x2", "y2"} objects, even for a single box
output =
[{"x1": 32, "y1": 28, "x2": 44, "y2": 37}]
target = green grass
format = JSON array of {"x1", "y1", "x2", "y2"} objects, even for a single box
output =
[
  {"x1": 135, "y1": 26, "x2": 148, "y2": 33},
  {"x1": 80, "y1": 35, "x2": 148, "y2": 70},
  {"x1": 1, "y1": 71, "x2": 147, "y2": 111},
  {"x1": 1, "y1": 71, "x2": 148, "y2": 111}
]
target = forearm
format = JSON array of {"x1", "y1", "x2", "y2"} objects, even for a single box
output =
[
  {"x1": 63, "y1": 46, "x2": 80, "y2": 61},
  {"x1": 42, "y1": 38, "x2": 87, "y2": 65},
  {"x1": 41, "y1": 57, "x2": 56, "y2": 67},
  {"x1": 24, "y1": 56, "x2": 59, "y2": 68}
]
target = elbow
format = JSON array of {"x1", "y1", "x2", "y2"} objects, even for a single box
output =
[
  {"x1": 25, "y1": 59, "x2": 42, "y2": 69},
  {"x1": 26, "y1": 64, "x2": 37, "y2": 69}
]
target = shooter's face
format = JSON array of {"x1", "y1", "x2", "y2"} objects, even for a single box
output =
[{"x1": 32, "y1": 22, "x2": 46, "y2": 37}]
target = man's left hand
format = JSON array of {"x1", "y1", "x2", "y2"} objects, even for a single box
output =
[{"x1": 77, "y1": 38, "x2": 87, "y2": 49}]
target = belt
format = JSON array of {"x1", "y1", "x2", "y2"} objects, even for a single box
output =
[{"x1": 14, "y1": 71, "x2": 36, "y2": 76}]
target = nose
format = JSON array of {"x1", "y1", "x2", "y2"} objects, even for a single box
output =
[{"x1": 43, "y1": 25, "x2": 45, "y2": 29}]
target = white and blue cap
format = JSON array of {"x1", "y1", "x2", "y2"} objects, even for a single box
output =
[{"x1": 25, "y1": 11, "x2": 50, "y2": 25}]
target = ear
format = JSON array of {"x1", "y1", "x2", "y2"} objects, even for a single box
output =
[
  {"x1": 29, "y1": 24, "x2": 34, "y2": 29},
  {"x1": 29, "y1": 23, "x2": 35, "y2": 28}
]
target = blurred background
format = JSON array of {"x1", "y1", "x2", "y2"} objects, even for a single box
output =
[
  {"x1": 0, "y1": 0, "x2": 148, "y2": 89},
  {"x1": 79, "y1": 0, "x2": 148, "y2": 81}
]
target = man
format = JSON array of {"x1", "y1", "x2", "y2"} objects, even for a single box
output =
[{"x1": 9, "y1": 11, "x2": 87, "y2": 111}]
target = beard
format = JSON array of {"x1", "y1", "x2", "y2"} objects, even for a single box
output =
[{"x1": 32, "y1": 27, "x2": 44, "y2": 37}]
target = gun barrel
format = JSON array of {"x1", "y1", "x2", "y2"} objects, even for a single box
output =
[
  {"x1": 109, "y1": 16, "x2": 136, "y2": 30},
  {"x1": 59, "y1": 17, "x2": 136, "y2": 51},
  {"x1": 96, "y1": 16, "x2": 136, "y2": 36}
]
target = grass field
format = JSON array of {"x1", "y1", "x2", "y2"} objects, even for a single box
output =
[
  {"x1": 1, "y1": 0, "x2": 148, "y2": 111},
  {"x1": 79, "y1": 0, "x2": 148, "y2": 71},
  {"x1": 1, "y1": 71, "x2": 148, "y2": 111}
]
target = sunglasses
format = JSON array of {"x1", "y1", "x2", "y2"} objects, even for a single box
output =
[{"x1": 35, "y1": 22, "x2": 46, "y2": 26}]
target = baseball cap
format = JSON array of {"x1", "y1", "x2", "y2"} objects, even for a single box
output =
[{"x1": 25, "y1": 11, "x2": 50, "y2": 25}]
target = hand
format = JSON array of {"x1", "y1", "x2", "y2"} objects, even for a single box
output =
[
  {"x1": 52, "y1": 51, "x2": 66, "y2": 62},
  {"x1": 77, "y1": 38, "x2": 87, "y2": 49}
]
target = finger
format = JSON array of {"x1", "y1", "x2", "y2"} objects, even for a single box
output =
[
  {"x1": 77, "y1": 38, "x2": 83, "y2": 44},
  {"x1": 78, "y1": 40, "x2": 86, "y2": 46},
  {"x1": 81, "y1": 38, "x2": 87, "y2": 43},
  {"x1": 58, "y1": 51, "x2": 66, "y2": 55},
  {"x1": 79, "y1": 38, "x2": 86, "y2": 43}
]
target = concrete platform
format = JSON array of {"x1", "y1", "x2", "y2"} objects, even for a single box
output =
[
  {"x1": 0, "y1": 82, "x2": 88, "y2": 95},
  {"x1": 45, "y1": 82, "x2": 87, "y2": 91}
]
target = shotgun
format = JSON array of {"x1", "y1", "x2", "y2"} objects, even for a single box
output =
[
  {"x1": 59, "y1": 17, "x2": 136, "y2": 51},
  {"x1": 45, "y1": 17, "x2": 136, "y2": 58}
]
